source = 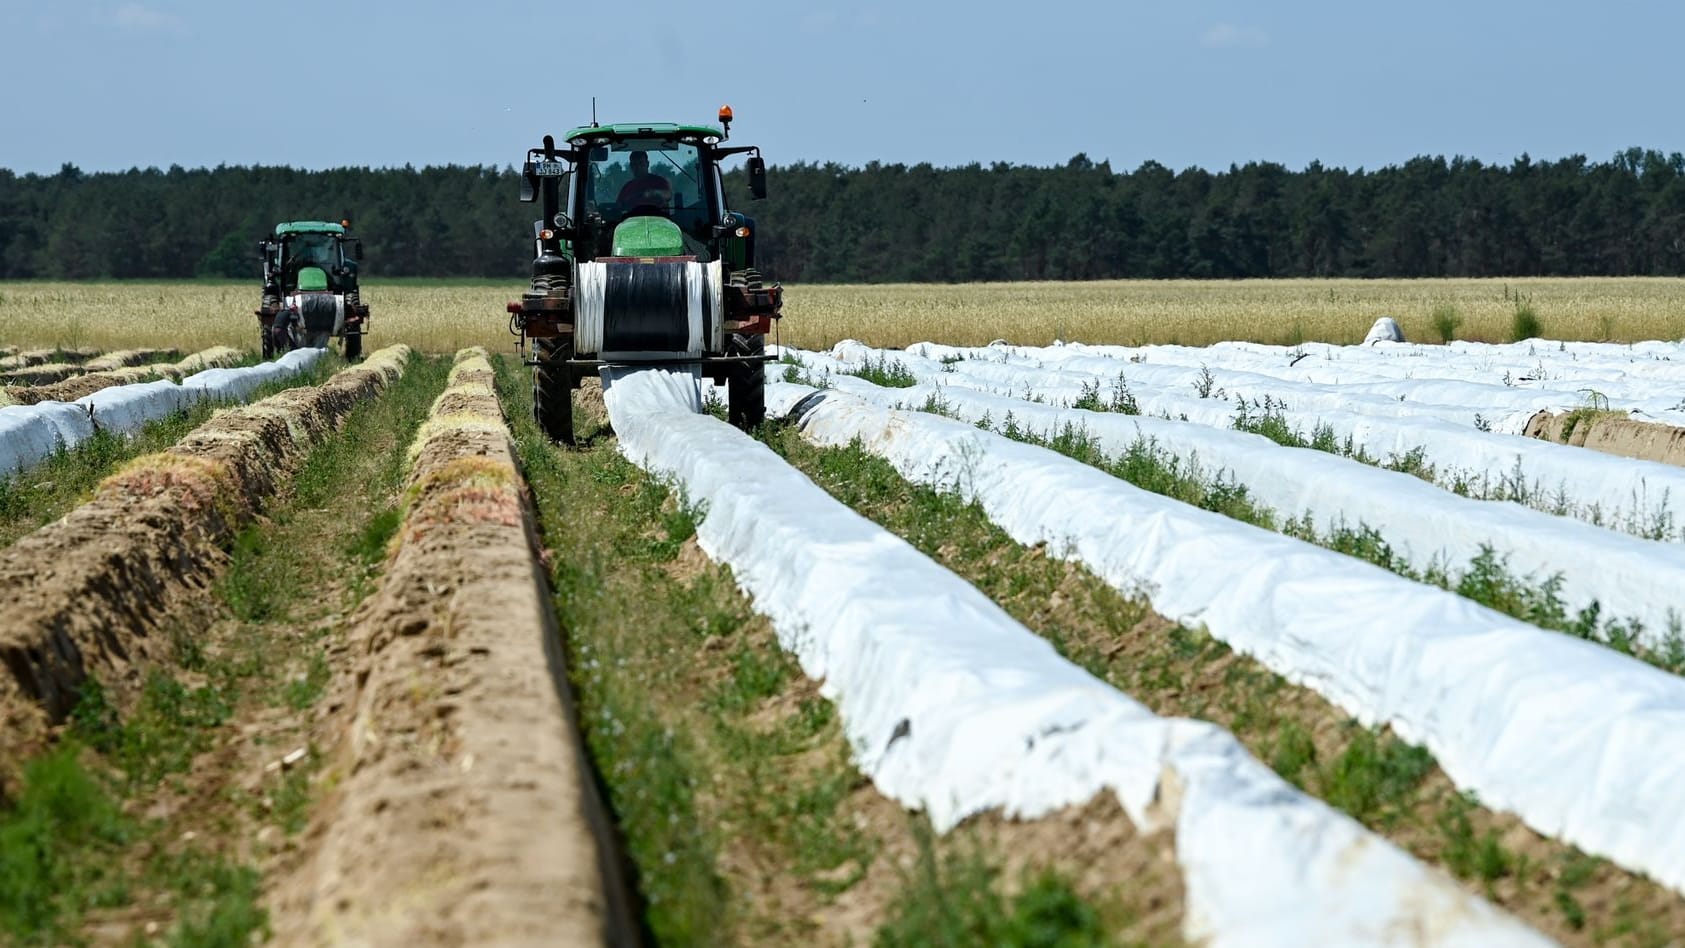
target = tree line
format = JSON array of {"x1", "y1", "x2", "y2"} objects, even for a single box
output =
[{"x1": 3, "y1": 147, "x2": 1684, "y2": 283}]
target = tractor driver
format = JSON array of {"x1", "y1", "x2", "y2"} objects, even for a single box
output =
[{"x1": 616, "y1": 150, "x2": 672, "y2": 212}]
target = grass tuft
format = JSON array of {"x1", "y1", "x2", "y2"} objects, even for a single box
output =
[
  {"x1": 1512, "y1": 301, "x2": 1544, "y2": 341},
  {"x1": 1431, "y1": 303, "x2": 1464, "y2": 343},
  {"x1": 876, "y1": 825, "x2": 1108, "y2": 948},
  {"x1": 845, "y1": 353, "x2": 919, "y2": 388}
]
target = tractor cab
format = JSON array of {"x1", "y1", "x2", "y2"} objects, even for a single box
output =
[
  {"x1": 577, "y1": 137, "x2": 712, "y2": 257},
  {"x1": 520, "y1": 116, "x2": 768, "y2": 270},
  {"x1": 260, "y1": 221, "x2": 363, "y2": 296}
]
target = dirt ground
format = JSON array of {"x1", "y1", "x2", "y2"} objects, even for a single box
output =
[
  {"x1": 776, "y1": 432, "x2": 1685, "y2": 947},
  {"x1": 1527, "y1": 409, "x2": 1685, "y2": 467},
  {"x1": 269, "y1": 355, "x2": 634, "y2": 946},
  {"x1": 714, "y1": 611, "x2": 1187, "y2": 947},
  {"x1": 0, "y1": 350, "x2": 406, "y2": 798}
]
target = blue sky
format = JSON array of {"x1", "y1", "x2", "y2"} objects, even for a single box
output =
[{"x1": 2, "y1": 0, "x2": 1679, "y2": 175}]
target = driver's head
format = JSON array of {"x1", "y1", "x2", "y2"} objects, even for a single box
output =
[{"x1": 630, "y1": 151, "x2": 649, "y2": 175}]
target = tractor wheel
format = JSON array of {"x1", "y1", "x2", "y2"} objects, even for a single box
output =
[
  {"x1": 725, "y1": 331, "x2": 766, "y2": 432},
  {"x1": 261, "y1": 325, "x2": 275, "y2": 360},
  {"x1": 533, "y1": 337, "x2": 575, "y2": 445}
]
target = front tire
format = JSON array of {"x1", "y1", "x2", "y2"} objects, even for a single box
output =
[
  {"x1": 343, "y1": 329, "x2": 363, "y2": 360},
  {"x1": 725, "y1": 331, "x2": 765, "y2": 432},
  {"x1": 533, "y1": 336, "x2": 575, "y2": 445}
]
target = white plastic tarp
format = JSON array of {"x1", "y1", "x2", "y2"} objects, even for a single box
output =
[
  {"x1": 770, "y1": 380, "x2": 1685, "y2": 899},
  {"x1": 0, "y1": 348, "x2": 323, "y2": 474},
  {"x1": 796, "y1": 342, "x2": 1685, "y2": 540},
  {"x1": 792, "y1": 368, "x2": 1685, "y2": 643},
  {"x1": 905, "y1": 338, "x2": 1685, "y2": 423},
  {"x1": 602, "y1": 365, "x2": 1547, "y2": 947}
]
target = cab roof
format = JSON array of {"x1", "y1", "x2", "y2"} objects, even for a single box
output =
[
  {"x1": 273, "y1": 221, "x2": 345, "y2": 236},
  {"x1": 563, "y1": 122, "x2": 724, "y2": 143}
]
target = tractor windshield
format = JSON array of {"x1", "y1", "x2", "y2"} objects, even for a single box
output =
[
  {"x1": 584, "y1": 139, "x2": 708, "y2": 240},
  {"x1": 286, "y1": 234, "x2": 341, "y2": 271}
]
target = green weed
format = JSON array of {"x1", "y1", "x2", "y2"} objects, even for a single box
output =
[
  {"x1": 1317, "y1": 728, "x2": 1434, "y2": 828},
  {"x1": 1072, "y1": 373, "x2": 1140, "y2": 414},
  {"x1": 1269, "y1": 721, "x2": 1317, "y2": 787},
  {"x1": 846, "y1": 353, "x2": 918, "y2": 388},
  {"x1": 1431, "y1": 303, "x2": 1464, "y2": 343},
  {"x1": 876, "y1": 825, "x2": 1108, "y2": 948},
  {"x1": 1512, "y1": 301, "x2": 1543, "y2": 341},
  {"x1": 0, "y1": 746, "x2": 132, "y2": 944},
  {"x1": 1438, "y1": 791, "x2": 1515, "y2": 894}
]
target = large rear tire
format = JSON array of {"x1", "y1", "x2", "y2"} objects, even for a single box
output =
[
  {"x1": 260, "y1": 324, "x2": 275, "y2": 360},
  {"x1": 534, "y1": 337, "x2": 575, "y2": 445},
  {"x1": 725, "y1": 331, "x2": 765, "y2": 432}
]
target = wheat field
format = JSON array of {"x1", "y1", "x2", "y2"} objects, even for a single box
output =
[{"x1": 2, "y1": 277, "x2": 1683, "y2": 354}]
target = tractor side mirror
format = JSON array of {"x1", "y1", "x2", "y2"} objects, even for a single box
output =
[
  {"x1": 748, "y1": 155, "x2": 767, "y2": 200},
  {"x1": 257, "y1": 240, "x2": 269, "y2": 258},
  {"x1": 520, "y1": 162, "x2": 538, "y2": 203},
  {"x1": 352, "y1": 240, "x2": 364, "y2": 261}
]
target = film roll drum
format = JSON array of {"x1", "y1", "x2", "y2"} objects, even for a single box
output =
[
  {"x1": 288, "y1": 292, "x2": 344, "y2": 334},
  {"x1": 576, "y1": 261, "x2": 723, "y2": 361}
]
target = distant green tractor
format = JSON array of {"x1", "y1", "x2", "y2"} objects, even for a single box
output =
[
  {"x1": 256, "y1": 220, "x2": 370, "y2": 359},
  {"x1": 503, "y1": 106, "x2": 783, "y2": 443}
]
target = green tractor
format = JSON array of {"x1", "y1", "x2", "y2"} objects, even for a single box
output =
[
  {"x1": 256, "y1": 220, "x2": 370, "y2": 360},
  {"x1": 503, "y1": 105, "x2": 783, "y2": 443}
]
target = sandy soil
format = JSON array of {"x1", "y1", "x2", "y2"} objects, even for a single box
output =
[
  {"x1": 974, "y1": 543, "x2": 1685, "y2": 946},
  {"x1": 3, "y1": 361, "x2": 90, "y2": 385},
  {"x1": 729, "y1": 644, "x2": 1186, "y2": 947},
  {"x1": 81, "y1": 348, "x2": 179, "y2": 373},
  {"x1": 1527, "y1": 409, "x2": 1685, "y2": 467},
  {"x1": 0, "y1": 347, "x2": 410, "y2": 797},
  {"x1": 0, "y1": 347, "x2": 100, "y2": 372},
  {"x1": 269, "y1": 354, "x2": 634, "y2": 947}
]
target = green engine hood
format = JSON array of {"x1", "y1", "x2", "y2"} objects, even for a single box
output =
[
  {"x1": 612, "y1": 216, "x2": 685, "y2": 257},
  {"x1": 297, "y1": 267, "x2": 329, "y2": 291}
]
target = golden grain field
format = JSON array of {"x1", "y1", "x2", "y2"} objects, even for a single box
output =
[{"x1": 2, "y1": 278, "x2": 1683, "y2": 355}]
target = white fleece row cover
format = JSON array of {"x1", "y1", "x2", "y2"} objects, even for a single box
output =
[
  {"x1": 801, "y1": 342, "x2": 1685, "y2": 540},
  {"x1": 890, "y1": 340, "x2": 1685, "y2": 436},
  {"x1": 1085, "y1": 338, "x2": 1685, "y2": 419},
  {"x1": 792, "y1": 367, "x2": 1685, "y2": 646},
  {"x1": 602, "y1": 365, "x2": 1546, "y2": 947},
  {"x1": 0, "y1": 348, "x2": 323, "y2": 475},
  {"x1": 767, "y1": 379, "x2": 1685, "y2": 901},
  {"x1": 905, "y1": 338, "x2": 1685, "y2": 427}
]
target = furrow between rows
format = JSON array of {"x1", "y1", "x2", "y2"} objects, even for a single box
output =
[
  {"x1": 0, "y1": 346, "x2": 411, "y2": 788},
  {"x1": 603, "y1": 365, "x2": 1545, "y2": 946},
  {"x1": 767, "y1": 379, "x2": 1685, "y2": 903},
  {"x1": 269, "y1": 350, "x2": 633, "y2": 946}
]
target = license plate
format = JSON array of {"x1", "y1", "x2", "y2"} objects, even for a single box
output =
[{"x1": 534, "y1": 160, "x2": 568, "y2": 176}]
